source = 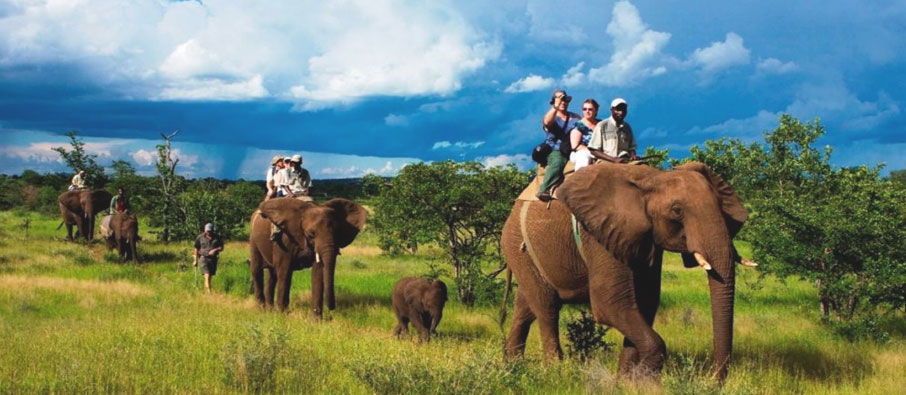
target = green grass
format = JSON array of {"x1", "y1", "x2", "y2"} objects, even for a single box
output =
[{"x1": 0, "y1": 210, "x2": 904, "y2": 394}]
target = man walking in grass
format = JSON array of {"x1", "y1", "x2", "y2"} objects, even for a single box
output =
[{"x1": 193, "y1": 223, "x2": 224, "y2": 293}]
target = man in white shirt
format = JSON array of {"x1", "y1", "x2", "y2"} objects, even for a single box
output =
[{"x1": 588, "y1": 98, "x2": 638, "y2": 163}]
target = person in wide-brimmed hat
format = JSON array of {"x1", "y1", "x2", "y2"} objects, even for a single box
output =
[{"x1": 265, "y1": 154, "x2": 285, "y2": 200}]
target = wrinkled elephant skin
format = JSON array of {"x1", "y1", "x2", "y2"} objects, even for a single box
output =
[
  {"x1": 58, "y1": 190, "x2": 113, "y2": 241},
  {"x1": 249, "y1": 198, "x2": 366, "y2": 316},
  {"x1": 501, "y1": 162, "x2": 747, "y2": 382}
]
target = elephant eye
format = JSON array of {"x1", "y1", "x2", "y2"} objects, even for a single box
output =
[{"x1": 670, "y1": 204, "x2": 684, "y2": 220}]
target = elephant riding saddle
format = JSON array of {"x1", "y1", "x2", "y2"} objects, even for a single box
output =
[{"x1": 516, "y1": 161, "x2": 577, "y2": 202}]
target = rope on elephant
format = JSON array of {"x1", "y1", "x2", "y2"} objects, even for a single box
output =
[
  {"x1": 571, "y1": 214, "x2": 589, "y2": 264},
  {"x1": 518, "y1": 201, "x2": 555, "y2": 285}
]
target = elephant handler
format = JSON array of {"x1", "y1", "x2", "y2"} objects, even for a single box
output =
[
  {"x1": 282, "y1": 154, "x2": 311, "y2": 198},
  {"x1": 193, "y1": 223, "x2": 224, "y2": 294},
  {"x1": 109, "y1": 187, "x2": 130, "y2": 214},
  {"x1": 69, "y1": 170, "x2": 87, "y2": 191},
  {"x1": 537, "y1": 89, "x2": 580, "y2": 202},
  {"x1": 588, "y1": 98, "x2": 638, "y2": 164}
]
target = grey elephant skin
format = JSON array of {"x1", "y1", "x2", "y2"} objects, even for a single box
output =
[
  {"x1": 249, "y1": 198, "x2": 367, "y2": 316},
  {"x1": 500, "y1": 162, "x2": 748, "y2": 382},
  {"x1": 392, "y1": 277, "x2": 447, "y2": 342},
  {"x1": 104, "y1": 212, "x2": 140, "y2": 263},
  {"x1": 58, "y1": 190, "x2": 113, "y2": 241}
]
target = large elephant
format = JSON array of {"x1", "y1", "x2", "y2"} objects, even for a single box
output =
[
  {"x1": 103, "y1": 212, "x2": 140, "y2": 263},
  {"x1": 500, "y1": 162, "x2": 748, "y2": 381},
  {"x1": 58, "y1": 190, "x2": 113, "y2": 241},
  {"x1": 249, "y1": 198, "x2": 367, "y2": 316}
]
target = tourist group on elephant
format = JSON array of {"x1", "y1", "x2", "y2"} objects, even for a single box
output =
[{"x1": 52, "y1": 88, "x2": 755, "y2": 383}]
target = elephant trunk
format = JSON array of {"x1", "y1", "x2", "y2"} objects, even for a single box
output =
[
  {"x1": 687, "y1": 221, "x2": 736, "y2": 383},
  {"x1": 319, "y1": 245, "x2": 338, "y2": 311},
  {"x1": 707, "y1": 247, "x2": 735, "y2": 383}
]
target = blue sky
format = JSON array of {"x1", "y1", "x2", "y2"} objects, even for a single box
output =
[{"x1": 1, "y1": 0, "x2": 904, "y2": 179}]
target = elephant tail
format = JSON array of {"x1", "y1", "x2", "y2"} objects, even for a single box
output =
[
  {"x1": 498, "y1": 266, "x2": 512, "y2": 331},
  {"x1": 57, "y1": 221, "x2": 64, "y2": 230}
]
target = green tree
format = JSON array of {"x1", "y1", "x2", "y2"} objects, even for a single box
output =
[
  {"x1": 691, "y1": 114, "x2": 906, "y2": 330},
  {"x1": 372, "y1": 161, "x2": 529, "y2": 305},
  {"x1": 172, "y1": 180, "x2": 246, "y2": 241},
  {"x1": 52, "y1": 130, "x2": 106, "y2": 188},
  {"x1": 226, "y1": 181, "x2": 265, "y2": 222},
  {"x1": 152, "y1": 131, "x2": 185, "y2": 242}
]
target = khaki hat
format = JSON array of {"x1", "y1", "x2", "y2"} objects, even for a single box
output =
[
  {"x1": 291, "y1": 154, "x2": 302, "y2": 163},
  {"x1": 271, "y1": 155, "x2": 284, "y2": 165},
  {"x1": 611, "y1": 98, "x2": 627, "y2": 108}
]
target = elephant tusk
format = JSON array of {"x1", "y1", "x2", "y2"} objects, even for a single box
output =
[
  {"x1": 693, "y1": 252, "x2": 712, "y2": 271},
  {"x1": 315, "y1": 252, "x2": 321, "y2": 264},
  {"x1": 739, "y1": 258, "x2": 758, "y2": 267}
]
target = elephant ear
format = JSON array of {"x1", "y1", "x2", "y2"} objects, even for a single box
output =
[
  {"x1": 558, "y1": 164, "x2": 653, "y2": 258},
  {"x1": 324, "y1": 198, "x2": 367, "y2": 248},
  {"x1": 673, "y1": 162, "x2": 748, "y2": 238},
  {"x1": 257, "y1": 198, "x2": 315, "y2": 230}
]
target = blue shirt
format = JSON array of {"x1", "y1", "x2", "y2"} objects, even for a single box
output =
[{"x1": 544, "y1": 113, "x2": 579, "y2": 151}]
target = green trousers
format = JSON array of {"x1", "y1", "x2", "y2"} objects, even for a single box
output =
[{"x1": 537, "y1": 150, "x2": 567, "y2": 196}]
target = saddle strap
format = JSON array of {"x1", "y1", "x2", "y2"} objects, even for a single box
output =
[
  {"x1": 571, "y1": 214, "x2": 589, "y2": 264},
  {"x1": 519, "y1": 201, "x2": 556, "y2": 285}
]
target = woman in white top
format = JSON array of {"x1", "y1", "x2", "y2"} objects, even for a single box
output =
[{"x1": 568, "y1": 99, "x2": 600, "y2": 171}]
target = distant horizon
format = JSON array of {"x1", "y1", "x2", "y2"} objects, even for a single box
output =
[{"x1": 2, "y1": 1, "x2": 904, "y2": 179}]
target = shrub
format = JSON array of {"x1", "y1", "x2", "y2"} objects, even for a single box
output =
[{"x1": 565, "y1": 310, "x2": 613, "y2": 361}]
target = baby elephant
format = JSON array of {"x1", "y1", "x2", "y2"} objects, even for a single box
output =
[{"x1": 392, "y1": 277, "x2": 447, "y2": 342}]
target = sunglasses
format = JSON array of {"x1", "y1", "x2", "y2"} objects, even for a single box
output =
[{"x1": 582, "y1": 107, "x2": 596, "y2": 111}]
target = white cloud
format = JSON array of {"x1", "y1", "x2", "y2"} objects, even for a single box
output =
[
  {"x1": 757, "y1": 58, "x2": 798, "y2": 74},
  {"x1": 479, "y1": 153, "x2": 532, "y2": 170},
  {"x1": 131, "y1": 149, "x2": 156, "y2": 166},
  {"x1": 587, "y1": 1, "x2": 671, "y2": 87},
  {"x1": 504, "y1": 74, "x2": 555, "y2": 93},
  {"x1": 433, "y1": 140, "x2": 485, "y2": 150},
  {"x1": 0, "y1": 0, "x2": 498, "y2": 105},
  {"x1": 380, "y1": 161, "x2": 394, "y2": 174},
  {"x1": 157, "y1": 75, "x2": 268, "y2": 101},
  {"x1": 171, "y1": 148, "x2": 199, "y2": 168},
  {"x1": 689, "y1": 32, "x2": 750, "y2": 73},
  {"x1": 384, "y1": 114, "x2": 409, "y2": 127},
  {"x1": 432, "y1": 141, "x2": 452, "y2": 150},
  {"x1": 688, "y1": 110, "x2": 780, "y2": 140},
  {"x1": 320, "y1": 166, "x2": 359, "y2": 176},
  {"x1": 561, "y1": 62, "x2": 586, "y2": 87}
]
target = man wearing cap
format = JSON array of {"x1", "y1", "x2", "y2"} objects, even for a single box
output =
[
  {"x1": 194, "y1": 223, "x2": 224, "y2": 293},
  {"x1": 265, "y1": 154, "x2": 285, "y2": 200},
  {"x1": 588, "y1": 98, "x2": 637, "y2": 164},
  {"x1": 69, "y1": 170, "x2": 87, "y2": 191},
  {"x1": 281, "y1": 154, "x2": 311, "y2": 198}
]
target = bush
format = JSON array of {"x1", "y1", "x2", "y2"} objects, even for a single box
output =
[
  {"x1": 565, "y1": 310, "x2": 613, "y2": 361},
  {"x1": 221, "y1": 326, "x2": 290, "y2": 394}
]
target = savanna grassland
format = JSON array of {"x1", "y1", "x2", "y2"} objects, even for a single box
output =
[{"x1": 1, "y1": 209, "x2": 904, "y2": 394}]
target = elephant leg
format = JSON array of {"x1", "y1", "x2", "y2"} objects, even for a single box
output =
[
  {"x1": 505, "y1": 290, "x2": 537, "y2": 358},
  {"x1": 275, "y1": 264, "x2": 293, "y2": 312},
  {"x1": 393, "y1": 316, "x2": 409, "y2": 338},
  {"x1": 265, "y1": 268, "x2": 277, "y2": 308},
  {"x1": 409, "y1": 309, "x2": 430, "y2": 343},
  {"x1": 249, "y1": 248, "x2": 266, "y2": 306},
  {"x1": 310, "y1": 259, "x2": 325, "y2": 317},
  {"x1": 620, "y1": 250, "x2": 664, "y2": 374},
  {"x1": 588, "y1": 255, "x2": 666, "y2": 378}
]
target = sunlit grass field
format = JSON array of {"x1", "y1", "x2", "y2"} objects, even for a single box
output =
[{"x1": 1, "y1": 209, "x2": 904, "y2": 394}]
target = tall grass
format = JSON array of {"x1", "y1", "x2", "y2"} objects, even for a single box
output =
[{"x1": 0, "y1": 210, "x2": 904, "y2": 394}]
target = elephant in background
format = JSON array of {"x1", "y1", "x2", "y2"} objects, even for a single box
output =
[
  {"x1": 103, "y1": 212, "x2": 140, "y2": 263},
  {"x1": 249, "y1": 198, "x2": 367, "y2": 316},
  {"x1": 58, "y1": 190, "x2": 113, "y2": 241},
  {"x1": 500, "y1": 162, "x2": 749, "y2": 382},
  {"x1": 392, "y1": 277, "x2": 448, "y2": 342}
]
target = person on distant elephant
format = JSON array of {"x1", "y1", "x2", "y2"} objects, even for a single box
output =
[
  {"x1": 568, "y1": 99, "x2": 601, "y2": 171},
  {"x1": 283, "y1": 154, "x2": 311, "y2": 198},
  {"x1": 537, "y1": 89, "x2": 579, "y2": 202},
  {"x1": 265, "y1": 155, "x2": 285, "y2": 200},
  {"x1": 109, "y1": 188, "x2": 130, "y2": 214},
  {"x1": 69, "y1": 170, "x2": 87, "y2": 191},
  {"x1": 194, "y1": 223, "x2": 224, "y2": 293},
  {"x1": 588, "y1": 98, "x2": 637, "y2": 164}
]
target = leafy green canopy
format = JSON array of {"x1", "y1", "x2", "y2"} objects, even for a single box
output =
[{"x1": 689, "y1": 115, "x2": 906, "y2": 338}]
